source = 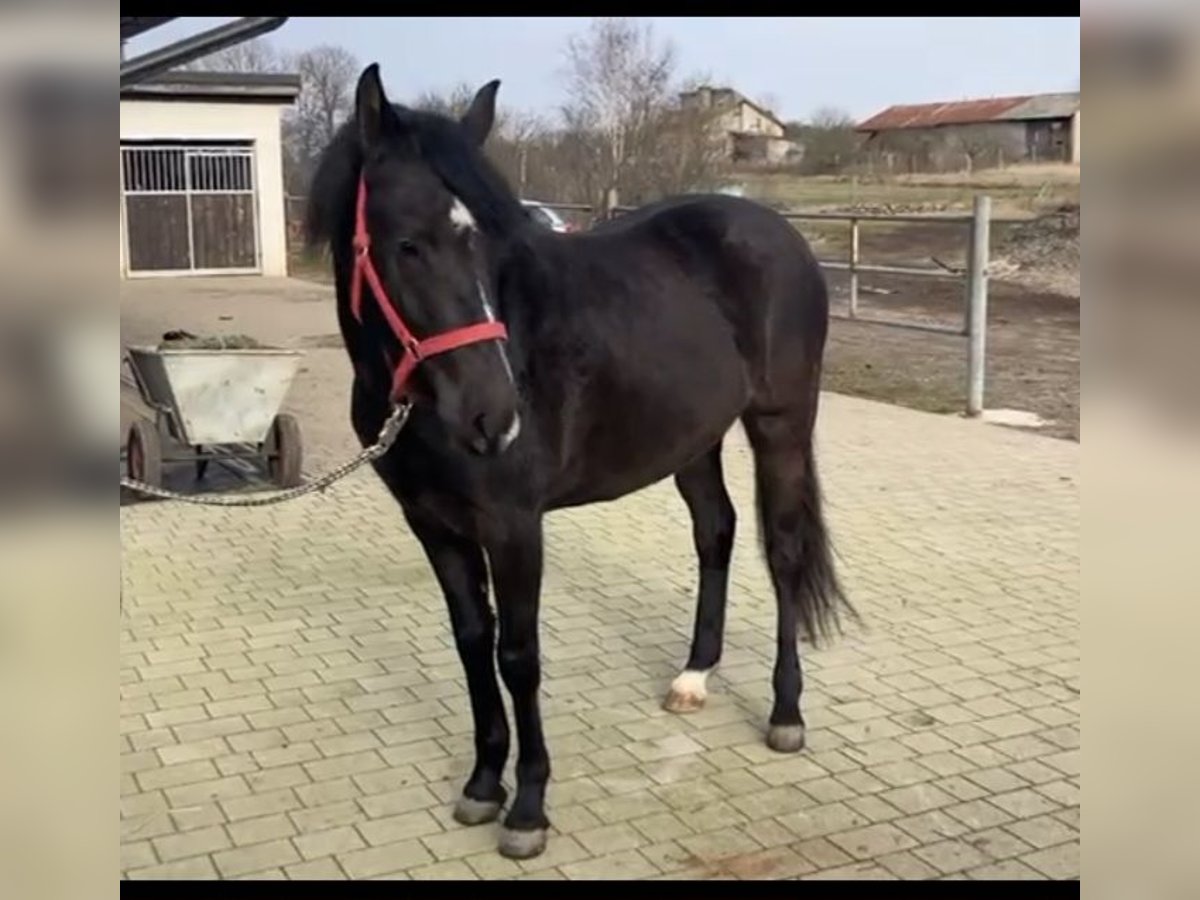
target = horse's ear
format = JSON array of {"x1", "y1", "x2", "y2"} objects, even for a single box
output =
[
  {"x1": 355, "y1": 63, "x2": 394, "y2": 150},
  {"x1": 461, "y1": 79, "x2": 500, "y2": 146}
]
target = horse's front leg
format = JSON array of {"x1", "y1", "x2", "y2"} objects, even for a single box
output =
[
  {"x1": 487, "y1": 516, "x2": 550, "y2": 859},
  {"x1": 404, "y1": 508, "x2": 510, "y2": 825}
]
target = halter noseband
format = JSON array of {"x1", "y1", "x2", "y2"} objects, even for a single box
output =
[{"x1": 349, "y1": 175, "x2": 508, "y2": 402}]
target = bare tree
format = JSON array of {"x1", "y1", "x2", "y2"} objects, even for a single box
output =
[
  {"x1": 178, "y1": 38, "x2": 285, "y2": 73},
  {"x1": 788, "y1": 105, "x2": 861, "y2": 174},
  {"x1": 755, "y1": 92, "x2": 782, "y2": 117},
  {"x1": 413, "y1": 81, "x2": 528, "y2": 145},
  {"x1": 279, "y1": 20, "x2": 724, "y2": 214},
  {"x1": 489, "y1": 110, "x2": 547, "y2": 197},
  {"x1": 176, "y1": 38, "x2": 357, "y2": 192},
  {"x1": 810, "y1": 106, "x2": 856, "y2": 130},
  {"x1": 413, "y1": 83, "x2": 550, "y2": 195},
  {"x1": 414, "y1": 83, "x2": 478, "y2": 119},
  {"x1": 952, "y1": 132, "x2": 1017, "y2": 172},
  {"x1": 285, "y1": 45, "x2": 359, "y2": 193},
  {"x1": 560, "y1": 18, "x2": 713, "y2": 210}
]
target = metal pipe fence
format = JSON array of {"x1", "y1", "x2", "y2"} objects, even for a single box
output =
[
  {"x1": 604, "y1": 196, "x2": 994, "y2": 417},
  {"x1": 788, "y1": 196, "x2": 993, "y2": 416},
  {"x1": 285, "y1": 193, "x2": 995, "y2": 416}
]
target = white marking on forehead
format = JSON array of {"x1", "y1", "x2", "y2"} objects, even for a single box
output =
[{"x1": 449, "y1": 196, "x2": 477, "y2": 232}]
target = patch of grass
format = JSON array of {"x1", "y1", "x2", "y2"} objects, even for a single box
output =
[
  {"x1": 736, "y1": 164, "x2": 1079, "y2": 219},
  {"x1": 822, "y1": 337, "x2": 966, "y2": 417},
  {"x1": 792, "y1": 219, "x2": 915, "y2": 260},
  {"x1": 820, "y1": 279, "x2": 1080, "y2": 441}
]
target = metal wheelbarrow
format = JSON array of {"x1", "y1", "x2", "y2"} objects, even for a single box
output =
[{"x1": 123, "y1": 344, "x2": 304, "y2": 490}]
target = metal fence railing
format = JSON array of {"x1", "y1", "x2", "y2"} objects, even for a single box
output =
[
  {"x1": 779, "y1": 196, "x2": 992, "y2": 417},
  {"x1": 608, "y1": 195, "x2": 994, "y2": 417},
  {"x1": 285, "y1": 194, "x2": 994, "y2": 417}
]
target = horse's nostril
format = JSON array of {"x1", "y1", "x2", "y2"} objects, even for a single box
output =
[
  {"x1": 469, "y1": 414, "x2": 493, "y2": 455},
  {"x1": 468, "y1": 410, "x2": 519, "y2": 455}
]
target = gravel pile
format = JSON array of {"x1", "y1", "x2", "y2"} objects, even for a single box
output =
[{"x1": 995, "y1": 204, "x2": 1080, "y2": 297}]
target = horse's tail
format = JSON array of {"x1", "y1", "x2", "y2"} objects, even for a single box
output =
[{"x1": 744, "y1": 404, "x2": 858, "y2": 647}]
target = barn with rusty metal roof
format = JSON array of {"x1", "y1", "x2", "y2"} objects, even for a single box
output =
[{"x1": 856, "y1": 92, "x2": 1080, "y2": 168}]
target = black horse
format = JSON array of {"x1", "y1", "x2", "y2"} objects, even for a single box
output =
[{"x1": 307, "y1": 64, "x2": 854, "y2": 860}]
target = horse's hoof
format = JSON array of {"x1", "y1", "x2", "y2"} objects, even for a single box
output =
[
  {"x1": 766, "y1": 724, "x2": 806, "y2": 754},
  {"x1": 663, "y1": 688, "x2": 705, "y2": 714},
  {"x1": 453, "y1": 795, "x2": 504, "y2": 826},
  {"x1": 663, "y1": 670, "x2": 710, "y2": 714},
  {"x1": 498, "y1": 827, "x2": 548, "y2": 860}
]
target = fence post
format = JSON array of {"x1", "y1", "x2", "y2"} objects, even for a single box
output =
[
  {"x1": 965, "y1": 194, "x2": 991, "y2": 417},
  {"x1": 848, "y1": 217, "x2": 860, "y2": 319}
]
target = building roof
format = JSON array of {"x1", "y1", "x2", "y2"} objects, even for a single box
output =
[
  {"x1": 120, "y1": 71, "x2": 302, "y2": 105},
  {"x1": 679, "y1": 86, "x2": 786, "y2": 131},
  {"x1": 997, "y1": 93, "x2": 1081, "y2": 122},
  {"x1": 857, "y1": 92, "x2": 1079, "y2": 132}
]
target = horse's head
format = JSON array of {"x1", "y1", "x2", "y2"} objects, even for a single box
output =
[{"x1": 350, "y1": 63, "x2": 520, "y2": 457}]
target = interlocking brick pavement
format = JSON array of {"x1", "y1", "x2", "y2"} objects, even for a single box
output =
[{"x1": 120, "y1": 393, "x2": 1079, "y2": 880}]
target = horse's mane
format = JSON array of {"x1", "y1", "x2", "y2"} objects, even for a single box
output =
[
  {"x1": 304, "y1": 122, "x2": 359, "y2": 252},
  {"x1": 305, "y1": 105, "x2": 525, "y2": 252}
]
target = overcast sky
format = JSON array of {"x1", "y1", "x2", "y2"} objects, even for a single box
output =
[{"x1": 130, "y1": 17, "x2": 1080, "y2": 124}]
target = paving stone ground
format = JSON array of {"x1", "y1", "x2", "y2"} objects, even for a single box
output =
[
  {"x1": 120, "y1": 274, "x2": 1078, "y2": 881},
  {"x1": 120, "y1": 384, "x2": 1078, "y2": 881}
]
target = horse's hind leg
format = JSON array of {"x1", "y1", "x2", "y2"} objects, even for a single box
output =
[
  {"x1": 664, "y1": 442, "x2": 736, "y2": 714},
  {"x1": 742, "y1": 404, "x2": 849, "y2": 753}
]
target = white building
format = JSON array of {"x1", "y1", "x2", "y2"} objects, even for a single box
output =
[
  {"x1": 119, "y1": 71, "x2": 300, "y2": 278},
  {"x1": 678, "y1": 86, "x2": 797, "y2": 164}
]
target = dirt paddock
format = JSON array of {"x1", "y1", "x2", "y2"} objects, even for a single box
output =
[
  {"x1": 730, "y1": 166, "x2": 1081, "y2": 441},
  {"x1": 282, "y1": 184, "x2": 1080, "y2": 443},
  {"x1": 278, "y1": 262, "x2": 1080, "y2": 444},
  {"x1": 822, "y1": 272, "x2": 1079, "y2": 442}
]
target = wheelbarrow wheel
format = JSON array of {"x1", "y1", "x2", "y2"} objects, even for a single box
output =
[
  {"x1": 267, "y1": 413, "x2": 303, "y2": 488},
  {"x1": 127, "y1": 420, "x2": 162, "y2": 488},
  {"x1": 195, "y1": 446, "x2": 210, "y2": 482}
]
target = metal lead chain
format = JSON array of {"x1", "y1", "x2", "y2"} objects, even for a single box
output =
[{"x1": 119, "y1": 402, "x2": 411, "y2": 508}]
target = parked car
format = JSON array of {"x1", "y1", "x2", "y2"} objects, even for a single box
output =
[{"x1": 521, "y1": 199, "x2": 577, "y2": 233}]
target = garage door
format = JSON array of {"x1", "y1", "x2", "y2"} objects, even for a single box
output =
[{"x1": 121, "y1": 142, "x2": 260, "y2": 275}]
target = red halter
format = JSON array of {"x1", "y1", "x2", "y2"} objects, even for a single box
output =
[{"x1": 349, "y1": 175, "x2": 509, "y2": 402}]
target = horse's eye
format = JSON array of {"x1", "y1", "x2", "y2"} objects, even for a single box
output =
[{"x1": 397, "y1": 239, "x2": 419, "y2": 257}]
